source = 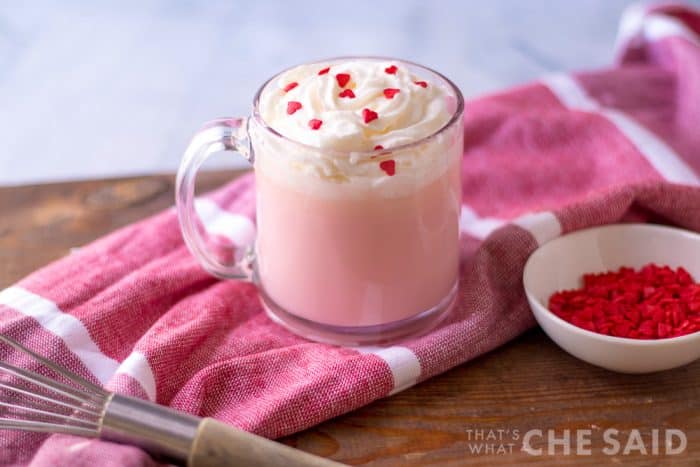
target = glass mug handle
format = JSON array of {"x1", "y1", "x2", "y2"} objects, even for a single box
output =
[{"x1": 175, "y1": 118, "x2": 254, "y2": 280}]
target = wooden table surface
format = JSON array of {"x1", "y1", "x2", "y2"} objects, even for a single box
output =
[{"x1": 1, "y1": 171, "x2": 698, "y2": 466}]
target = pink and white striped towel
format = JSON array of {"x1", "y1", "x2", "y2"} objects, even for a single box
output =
[{"x1": 1, "y1": 3, "x2": 700, "y2": 465}]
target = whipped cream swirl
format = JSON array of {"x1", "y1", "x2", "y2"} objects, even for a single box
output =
[{"x1": 258, "y1": 60, "x2": 452, "y2": 152}]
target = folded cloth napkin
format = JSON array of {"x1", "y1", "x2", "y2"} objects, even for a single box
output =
[{"x1": 2, "y1": 2, "x2": 700, "y2": 465}]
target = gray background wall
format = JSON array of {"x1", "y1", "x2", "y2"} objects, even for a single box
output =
[{"x1": 1, "y1": 0, "x2": 697, "y2": 185}]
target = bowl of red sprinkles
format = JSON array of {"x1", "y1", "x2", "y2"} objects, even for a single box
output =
[{"x1": 523, "y1": 224, "x2": 700, "y2": 373}]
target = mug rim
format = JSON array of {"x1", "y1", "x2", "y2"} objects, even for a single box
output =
[{"x1": 250, "y1": 56, "x2": 465, "y2": 156}]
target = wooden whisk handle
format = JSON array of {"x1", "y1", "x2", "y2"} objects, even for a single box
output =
[{"x1": 188, "y1": 418, "x2": 346, "y2": 467}]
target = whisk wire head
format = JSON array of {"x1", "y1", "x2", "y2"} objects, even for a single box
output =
[
  {"x1": 0, "y1": 334, "x2": 105, "y2": 395},
  {"x1": 0, "y1": 334, "x2": 109, "y2": 437}
]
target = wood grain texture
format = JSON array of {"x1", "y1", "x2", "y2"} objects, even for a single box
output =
[{"x1": 1, "y1": 172, "x2": 698, "y2": 465}]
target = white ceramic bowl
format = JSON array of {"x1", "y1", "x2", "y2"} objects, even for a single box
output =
[{"x1": 523, "y1": 223, "x2": 700, "y2": 373}]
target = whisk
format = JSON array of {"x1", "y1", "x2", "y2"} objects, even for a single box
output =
[{"x1": 0, "y1": 334, "x2": 345, "y2": 467}]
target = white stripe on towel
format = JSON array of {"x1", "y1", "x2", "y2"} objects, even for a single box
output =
[
  {"x1": 0, "y1": 286, "x2": 155, "y2": 399},
  {"x1": 355, "y1": 346, "x2": 422, "y2": 395},
  {"x1": 460, "y1": 205, "x2": 506, "y2": 239},
  {"x1": 639, "y1": 13, "x2": 700, "y2": 46},
  {"x1": 513, "y1": 211, "x2": 562, "y2": 246},
  {"x1": 541, "y1": 73, "x2": 700, "y2": 186},
  {"x1": 116, "y1": 351, "x2": 157, "y2": 401},
  {"x1": 617, "y1": 7, "x2": 700, "y2": 51}
]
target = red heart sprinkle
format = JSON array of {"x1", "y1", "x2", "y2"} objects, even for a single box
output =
[
  {"x1": 318, "y1": 67, "x2": 330, "y2": 75},
  {"x1": 548, "y1": 263, "x2": 700, "y2": 340},
  {"x1": 339, "y1": 89, "x2": 355, "y2": 98},
  {"x1": 362, "y1": 108, "x2": 378, "y2": 124},
  {"x1": 308, "y1": 119, "x2": 323, "y2": 130},
  {"x1": 385, "y1": 65, "x2": 398, "y2": 74},
  {"x1": 374, "y1": 145, "x2": 384, "y2": 150},
  {"x1": 379, "y1": 160, "x2": 396, "y2": 176},
  {"x1": 336, "y1": 73, "x2": 351, "y2": 87},
  {"x1": 283, "y1": 82, "x2": 298, "y2": 92},
  {"x1": 414, "y1": 80, "x2": 428, "y2": 88},
  {"x1": 383, "y1": 88, "x2": 400, "y2": 99},
  {"x1": 286, "y1": 101, "x2": 302, "y2": 115}
]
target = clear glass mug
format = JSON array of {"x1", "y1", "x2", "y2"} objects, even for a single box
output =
[{"x1": 176, "y1": 57, "x2": 464, "y2": 345}]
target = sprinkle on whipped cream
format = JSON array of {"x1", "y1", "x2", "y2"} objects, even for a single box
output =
[
  {"x1": 283, "y1": 82, "x2": 298, "y2": 93},
  {"x1": 259, "y1": 60, "x2": 452, "y2": 155},
  {"x1": 286, "y1": 101, "x2": 302, "y2": 115},
  {"x1": 383, "y1": 88, "x2": 400, "y2": 99},
  {"x1": 336, "y1": 73, "x2": 351, "y2": 87},
  {"x1": 362, "y1": 108, "x2": 378, "y2": 124},
  {"x1": 379, "y1": 159, "x2": 396, "y2": 176}
]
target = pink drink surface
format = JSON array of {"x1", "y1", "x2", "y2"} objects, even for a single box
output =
[{"x1": 255, "y1": 157, "x2": 461, "y2": 327}]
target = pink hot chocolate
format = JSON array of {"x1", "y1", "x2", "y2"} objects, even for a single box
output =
[{"x1": 253, "y1": 59, "x2": 462, "y2": 328}]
